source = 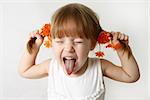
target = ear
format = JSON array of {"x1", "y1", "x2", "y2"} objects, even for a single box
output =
[{"x1": 90, "y1": 41, "x2": 97, "y2": 50}]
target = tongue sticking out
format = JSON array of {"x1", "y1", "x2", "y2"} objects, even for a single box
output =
[{"x1": 64, "y1": 59, "x2": 76, "y2": 75}]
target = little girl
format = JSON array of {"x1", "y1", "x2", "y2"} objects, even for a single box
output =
[{"x1": 19, "y1": 3, "x2": 140, "y2": 100}]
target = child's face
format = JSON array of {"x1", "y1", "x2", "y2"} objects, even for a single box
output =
[{"x1": 52, "y1": 36, "x2": 93, "y2": 75}]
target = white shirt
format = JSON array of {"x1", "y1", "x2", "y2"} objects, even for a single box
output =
[{"x1": 47, "y1": 58, "x2": 105, "y2": 100}]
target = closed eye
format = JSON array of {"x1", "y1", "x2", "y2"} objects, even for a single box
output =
[
  {"x1": 74, "y1": 38, "x2": 84, "y2": 44},
  {"x1": 56, "y1": 41, "x2": 63, "y2": 43},
  {"x1": 75, "y1": 41, "x2": 83, "y2": 43},
  {"x1": 54, "y1": 39, "x2": 64, "y2": 44}
]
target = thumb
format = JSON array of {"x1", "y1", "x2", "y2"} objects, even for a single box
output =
[
  {"x1": 111, "y1": 32, "x2": 120, "y2": 45},
  {"x1": 35, "y1": 33, "x2": 44, "y2": 46}
]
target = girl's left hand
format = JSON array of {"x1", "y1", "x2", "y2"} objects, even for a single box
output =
[{"x1": 111, "y1": 32, "x2": 129, "y2": 46}]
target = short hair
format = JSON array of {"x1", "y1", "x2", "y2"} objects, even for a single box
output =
[{"x1": 51, "y1": 3, "x2": 102, "y2": 43}]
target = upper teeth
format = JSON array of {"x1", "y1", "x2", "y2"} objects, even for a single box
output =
[{"x1": 65, "y1": 57, "x2": 74, "y2": 60}]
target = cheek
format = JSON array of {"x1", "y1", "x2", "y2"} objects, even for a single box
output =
[
  {"x1": 76, "y1": 45, "x2": 90, "y2": 60},
  {"x1": 53, "y1": 45, "x2": 62, "y2": 58},
  {"x1": 53, "y1": 46, "x2": 63, "y2": 64},
  {"x1": 74, "y1": 47, "x2": 89, "y2": 72}
]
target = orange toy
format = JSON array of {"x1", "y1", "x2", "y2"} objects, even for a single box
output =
[
  {"x1": 27, "y1": 24, "x2": 52, "y2": 54},
  {"x1": 95, "y1": 31, "x2": 121, "y2": 58},
  {"x1": 40, "y1": 24, "x2": 52, "y2": 48}
]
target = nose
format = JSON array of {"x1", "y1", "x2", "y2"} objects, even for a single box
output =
[{"x1": 64, "y1": 43, "x2": 75, "y2": 53}]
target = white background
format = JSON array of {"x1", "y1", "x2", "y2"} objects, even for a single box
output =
[{"x1": 0, "y1": 0, "x2": 149, "y2": 100}]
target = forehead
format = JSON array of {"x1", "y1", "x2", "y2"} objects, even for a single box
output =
[{"x1": 52, "y1": 19, "x2": 87, "y2": 38}]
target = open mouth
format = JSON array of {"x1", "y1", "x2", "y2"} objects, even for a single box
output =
[{"x1": 63, "y1": 57, "x2": 76, "y2": 75}]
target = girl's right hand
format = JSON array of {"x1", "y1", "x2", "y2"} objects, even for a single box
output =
[{"x1": 27, "y1": 30, "x2": 44, "y2": 53}]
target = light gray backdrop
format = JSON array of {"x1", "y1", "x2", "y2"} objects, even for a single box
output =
[{"x1": 0, "y1": 0, "x2": 149, "y2": 100}]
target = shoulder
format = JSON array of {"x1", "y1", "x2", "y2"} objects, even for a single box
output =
[
  {"x1": 89, "y1": 58, "x2": 104, "y2": 70},
  {"x1": 42, "y1": 58, "x2": 60, "y2": 74},
  {"x1": 98, "y1": 58, "x2": 114, "y2": 75},
  {"x1": 90, "y1": 58, "x2": 109, "y2": 76}
]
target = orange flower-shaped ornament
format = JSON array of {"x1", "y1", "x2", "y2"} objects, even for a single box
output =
[
  {"x1": 95, "y1": 31, "x2": 121, "y2": 58},
  {"x1": 97, "y1": 31, "x2": 112, "y2": 44},
  {"x1": 95, "y1": 51, "x2": 105, "y2": 58},
  {"x1": 40, "y1": 24, "x2": 52, "y2": 48}
]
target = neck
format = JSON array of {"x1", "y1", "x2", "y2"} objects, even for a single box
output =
[{"x1": 69, "y1": 58, "x2": 89, "y2": 77}]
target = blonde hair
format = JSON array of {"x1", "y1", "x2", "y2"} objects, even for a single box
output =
[{"x1": 51, "y1": 3, "x2": 102, "y2": 43}]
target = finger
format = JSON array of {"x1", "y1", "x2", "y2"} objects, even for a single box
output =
[
  {"x1": 35, "y1": 33, "x2": 43, "y2": 40},
  {"x1": 118, "y1": 32, "x2": 122, "y2": 39},
  {"x1": 33, "y1": 30, "x2": 39, "y2": 35},
  {"x1": 124, "y1": 35, "x2": 129, "y2": 41},
  {"x1": 111, "y1": 31, "x2": 118, "y2": 40},
  {"x1": 120, "y1": 33, "x2": 125, "y2": 40},
  {"x1": 35, "y1": 30, "x2": 40, "y2": 35},
  {"x1": 31, "y1": 30, "x2": 39, "y2": 37},
  {"x1": 112, "y1": 32, "x2": 120, "y2": 43},
  {"x1": 28, "y1": 32, "x2": 35, "y2": 41},
  {"x1": 35, "y1": 34, "x2": 43, "y2": 45},
  {"x1": 124, "y1": 35, "x2": 129, "y2": 44}
]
